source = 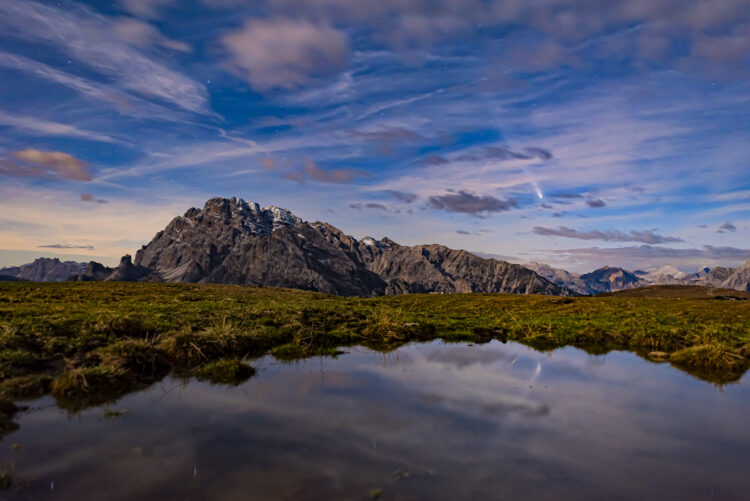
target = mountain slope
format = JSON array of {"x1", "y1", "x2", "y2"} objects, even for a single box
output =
[
  {"x1": 695, "y1": 266, "x2": 736, "y2": 287},
  {"x1": 634, "y1": 265, "x2": 687, "y2": 284},
  {"x1": 115, "y1": 197, "x2": 566, "y2": 296},
  {"x1": 722, "y1": 259, "x2": 750, "y2": 292},
  {"x1": 580, "y1": 266, "x2": 646, "y2": 293},
  {"x1": 524, "y1": 261, "x2": 593, "y2": 295}
]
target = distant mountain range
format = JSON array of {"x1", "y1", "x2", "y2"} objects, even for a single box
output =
[
  {"x1": 0, "y1": 258, "x2": 86, "y2": 282},
  {"x1": 526, "y1": 261, "x2": 748, "y2": 294},
  {"x1": 3, "y1": 197, "x2": 749, "y2": 295}
]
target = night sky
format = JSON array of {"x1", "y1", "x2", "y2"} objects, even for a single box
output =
[{"x1": 0, "y1": 0, "x2": 748, "y2": 272}]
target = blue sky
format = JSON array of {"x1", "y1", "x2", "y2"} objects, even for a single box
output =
[{"x1": 0, "y1": 0, "x2": 749, "y2": 272}]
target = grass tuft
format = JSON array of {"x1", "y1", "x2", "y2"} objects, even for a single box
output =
[{"x1": 194, "y1": 358, "x2": 256, "y2": 386}]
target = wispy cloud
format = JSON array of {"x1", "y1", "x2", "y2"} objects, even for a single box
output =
[
  {"x1": 0, "y1": 109, "x2": 120, "y2": 144},
  {"x1": 0, "y1": 0, "x2": 209, "y2": 114},
  {"x1": 533, "y1": 226, "x2": 683, "y2": 244}
]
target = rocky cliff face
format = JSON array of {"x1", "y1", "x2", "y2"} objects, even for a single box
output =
[
  {"x1": 70, "y1": 261, "x2": 114, "y2": 281},
  {"x1": 695, "y1": 266, "x2": 736, "y2": 287},
  {"x1": 633, "y1": 265, "x2": 687, "y2": 285},
  {"x1": 722, "y1": 259, "x2": 750, "y2": 291},
  {"x1": 112, "y1": 197, "x2": 567, "y2": 296},
  {"x1": 0, "y1": 258, "x2": 86, "y2": 282}
]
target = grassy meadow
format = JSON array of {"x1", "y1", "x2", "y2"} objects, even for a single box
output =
[{"x1": 1, "y1": 281, "x2": 749, "y2": 433}]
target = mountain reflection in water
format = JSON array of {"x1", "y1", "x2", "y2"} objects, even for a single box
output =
[{"x1": 3, "y1": 340, "x2": 749, "y2": 500}]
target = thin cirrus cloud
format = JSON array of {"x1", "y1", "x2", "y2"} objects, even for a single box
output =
[
  {"x1": 428, "y1": 191, "x2": 518, "y2": 215},
  {"x1": 533, "y1": 226, "x2": 683, "y2": 244},
  {"x1": 0, "y1": 109, "x2": 120, "y2": 144},
  {"x1": 221, "y1": 17, "x2": 350, "y2": 91},
  {"x1": 0, "y1": 51, "x2": 192, "y2": 123},
  {"x1": 1, "y1": 149, "x2": 92, "y2": 181},
  {"x1": 0, "y1": 0, "x2": 210, "y2": 114}
]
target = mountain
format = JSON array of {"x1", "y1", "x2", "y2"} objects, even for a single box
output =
[
  {"x1": 524, "y1": 261, "x2": 594, "y2": 295},
  {"x1": 105, "y1": 197, "x2": 567, "y2": 296},
  {"x1": 634, "y1": 265, "x2": 687, "y2": 284},
  {"x1": 694, "y1": 266, "x2": 736, "y2": 287},
  {"x1": 579, "y1": 266, "x2": 646, "y2": 293},
  {"x1": 722, "y1": 259, "x2": 750, "y2": 292},
  {"x1": 0, "y1": 258, "x2": 86, "y2": 282},
  {"x1": 6, "y1": 198, "x2": 746, "y2": 295},
  {"x1": 527, "y1": 261, "x2": 747, "y2": 294}
]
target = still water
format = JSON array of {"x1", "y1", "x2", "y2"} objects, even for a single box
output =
[{"x1": 2, "y1": 340, "x2": 749, "y2": 500}]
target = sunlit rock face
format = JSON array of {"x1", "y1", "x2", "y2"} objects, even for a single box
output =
[{"x1": 104, "y1": 197, "x2": 567, "y2": 297}]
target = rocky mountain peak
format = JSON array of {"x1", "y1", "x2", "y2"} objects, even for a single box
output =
[
  {"x1": 360, "y1": 236, "x2": 388, "y2": 250},
  {"x1": 645, "y1": 265, "x2": 687, "y2": 279},
  {"x1": 191, "y1": 197, "x2": 301, "y2": 236}
]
